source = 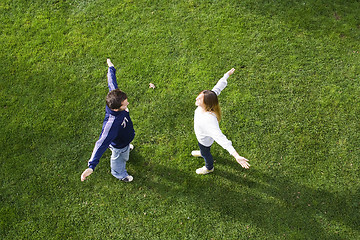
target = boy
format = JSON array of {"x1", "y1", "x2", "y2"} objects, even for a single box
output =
[{"x1": 81, "y1": 59, "x2": 135, "y2": 182}]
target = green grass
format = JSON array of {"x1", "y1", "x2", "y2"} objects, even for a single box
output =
[{"x1": 1, "y1": 0, "x2": 359, "y2": 239}]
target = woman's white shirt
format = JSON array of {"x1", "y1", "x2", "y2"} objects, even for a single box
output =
[{"x1": 194, "y1": 73, "x2": 236, "y2": 155}]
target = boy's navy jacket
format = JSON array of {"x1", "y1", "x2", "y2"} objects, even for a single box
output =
[{"x1": 87, "y1": 66, "x2": 135, "y2": 170}]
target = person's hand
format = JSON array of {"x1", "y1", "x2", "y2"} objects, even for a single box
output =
[
  {"x1": 81, "y1": 168, "x2": 94, "y2": 181},
  {"x1": 235, "y1": 156, "x2": 250, "y2": 169},
  {"x1": 232, "y1": 152, "x2": 250, "y2": 169},
  {"x1": 107, "y1": 58, "x2": 114, "y2": 67},
  {"x1": 227, "y1": 68, "x2": 235, "y2": 76}
]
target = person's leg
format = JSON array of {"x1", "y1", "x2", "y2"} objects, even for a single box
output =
[
  {"x1": 109, "y1": 145, "x2": 131, "y2": 180},
  {"x1": 198, "y1": 142, "x2": 214, "y2": 170}
]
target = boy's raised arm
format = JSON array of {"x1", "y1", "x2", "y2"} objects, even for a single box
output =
[{"x1": 107, "y1": 59, "x2": 118, "y2": 91}]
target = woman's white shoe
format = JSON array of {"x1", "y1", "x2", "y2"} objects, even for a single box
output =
[
  {"x1": 191, "y1": 150, "x2": 201, "y2": 157},
  {"x1": 196, "y1": 166, "x2": 214, "y2": 175}
]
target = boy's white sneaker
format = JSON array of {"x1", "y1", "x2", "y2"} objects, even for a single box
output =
[
  {"x1": 121, "y1": 175, "x2": 133, "y2": 182},
  {"x1": 196, "y1": 166, "x2": 214, "y2": 175},
  {"x1": 191, "y1": 150, "x2": 201, "y2": 157}
]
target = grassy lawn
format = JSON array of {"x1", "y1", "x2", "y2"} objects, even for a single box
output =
[{"x1": 1, "y1": 0, "x2": 359, "y2": 239}]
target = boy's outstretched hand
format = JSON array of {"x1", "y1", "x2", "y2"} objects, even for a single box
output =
[
  {"x1": 227, "y1": 68, "x2": 235, "y2": 76},
  {"x1": 81, "y1": 168, "x2": 94, "y2": 181},
  {"x1": 107, "y1": 58, "x2": 114, "y2": 67}
]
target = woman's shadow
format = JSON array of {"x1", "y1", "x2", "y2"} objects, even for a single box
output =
[{"x1": 132, "y1": 152, "x2": 359, "y2": 239}]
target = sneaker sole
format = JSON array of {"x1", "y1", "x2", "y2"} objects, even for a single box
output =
[{"x1": 196, "y1": 168, "x2": 214, "y2": 175}]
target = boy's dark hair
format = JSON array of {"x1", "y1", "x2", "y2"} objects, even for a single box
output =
[{"x1": 106, "y1": 89, "x2": 127, "y2": 110}]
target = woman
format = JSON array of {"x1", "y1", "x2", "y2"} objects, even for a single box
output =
[{"x1": 193, "y1": 68, "x2": 250, "y2": 174}]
